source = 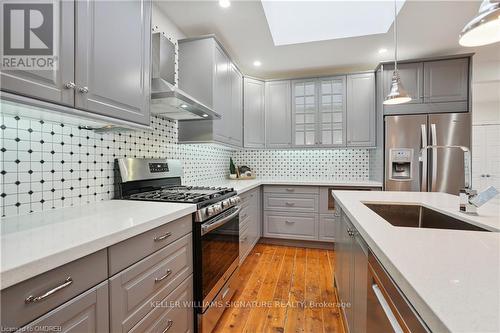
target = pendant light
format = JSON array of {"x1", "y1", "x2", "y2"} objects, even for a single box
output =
[
  {"x1": 384, "y1": 0, "x2": 411, "y2": 105},
  {"x1": 459, "y1": 0, "x2": 500, "y2": 47}
]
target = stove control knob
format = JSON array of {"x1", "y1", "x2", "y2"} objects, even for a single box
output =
[
  {"x1": 222, "y1": 199, "x2": 231, "y2": 209},
  {"x1": 234, "y1": 196, "x2": 241, "y2": 204},
  {"x1": 213, "y1": 203, "x2": 222, "y2": 214},
  {"x1": 206, "y1": 206, "x2": 215, "y2": 217}
]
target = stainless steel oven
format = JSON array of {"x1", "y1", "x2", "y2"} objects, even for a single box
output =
[{"x1": 194, "y1": 204, "x2": 240, "y2": 333}]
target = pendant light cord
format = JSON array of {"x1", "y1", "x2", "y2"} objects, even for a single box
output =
[{"x1": 394, "y1": 0, "x2": 398, "y2": 71}]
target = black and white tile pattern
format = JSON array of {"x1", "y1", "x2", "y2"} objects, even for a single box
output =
[
  {"x1": 233, "y1": 149, "x2": 370, "y2": 181},
  {"x1": 0, "y1": 113, "x2": 234, "y2": 217}
]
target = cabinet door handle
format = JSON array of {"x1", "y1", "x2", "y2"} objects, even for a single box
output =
[
  {"x1": 285, "y1": 188, "x2": 295, "y2": 192},
  {"x1": 162, "y1": 320, "x2": 174, "y2": 333},
  {"x1": 155, "y1": 269, "x2": 172, "y2": 283},
  {"x1": 78, "y1": 86, "x2": 89, "y2": 93},
  {"x1": 25, "y1": 277, "x2": 73, "y2": 303},
  {"x1": 285, "y1": 220, "x2": 295, "y2": 224},
  {"x1": 64, "y1": 82, "x2": 76, "y2": 89},
  {"x1": 285, "y1": 202, "x2": 295, "y2": 206},
  {"x1": 154, "y1": 232, "x2": 172, "y2": 242}
]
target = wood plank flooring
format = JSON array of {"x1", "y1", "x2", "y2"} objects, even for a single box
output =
[{"x1": 214, "y1": 244, "x2": 344, "y2": 333}]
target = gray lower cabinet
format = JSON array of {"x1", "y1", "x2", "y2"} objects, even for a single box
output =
[
  {"x1": 243, "y1": 77, "x2": 266, "y2": 148},
  {"x1": 178, "y1": 36, "x2": 242, "y2": 147},
  {"x1": 334, "y1": 209, "x2": 368, "y2": 333},
  {"x1": 75, "y1": 0, "x2": 152, "y2": 125},
  {"x1": 319, "y1": 214, "x2": 336, "y2": 241},
  {"x1": 0, "y1": 0, "x2": 152, "y2": 126},
  {"x1": 0, "y1": 0, "x2": 75, "y2": 107},
  {"x1": 265, "y1": 80, "x2": 292, "y2": 148},
  {"x1": 17, "y1": 281, "x2": 109, "y2": 333},
  {"x1": 239, "y1": 187, "x2": 262, "y2": 263},
  {"x1": 264, "y1": 211, "x2": 318, "y2": 240},
  {"x1": 109, "y1": 234, "x2": 193, "y2": 332},
  {"x1": 346, "y1": 73, "x2": 376, "y2": 147},
  {"x1": 1, "y1": 250, "x2": 108, "y2": 330}
]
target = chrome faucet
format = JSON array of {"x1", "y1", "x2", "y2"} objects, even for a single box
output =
[{"x1": 420, "y1": 145, "x2": 498, "y2": 214}]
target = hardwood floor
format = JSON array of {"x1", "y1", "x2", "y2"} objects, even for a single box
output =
[{"x1": 214, "y1": 244, "x2": 344, "y2": 333}]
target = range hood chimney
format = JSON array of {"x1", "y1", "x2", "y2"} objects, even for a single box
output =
[{"x1": 150, "y1": 33, "x2": 220, "y2": 120}]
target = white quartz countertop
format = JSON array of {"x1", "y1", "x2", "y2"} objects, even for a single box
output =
[
  {"x1": 188, "y1": 178, "x2": 383, "y2": 195},
  {"x1": 0, "y1": 200, "x2": 196, "y2": 290},
  {"x1": 332, "y1": 190, "x2": 500, "y2": 333}
]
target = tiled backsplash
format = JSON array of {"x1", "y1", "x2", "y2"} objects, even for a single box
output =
[
  {"x1": 233, "y1": 149, "x2": 369, "y2": 181},
  {"x1": 1, "y1": 111, "x2": 372, "y2": 217},
  {"x1": 0, "y1": 113, "x2": 233, "y2": 217}
]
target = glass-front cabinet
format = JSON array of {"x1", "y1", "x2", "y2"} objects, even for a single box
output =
[{"x1": 292, "y1": 76, "x2": 346, "y2": 147}]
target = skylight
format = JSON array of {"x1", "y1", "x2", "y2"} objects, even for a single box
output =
[{"x1": 261, "y1": 0, "x2": 406, "y2": 46}]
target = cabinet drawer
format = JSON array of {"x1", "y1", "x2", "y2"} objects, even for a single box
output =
[
  {"x1": 239, "y1": 225, "x2": 251, "y2": 264},
  {"x1": 1, "y1": 250, "x2": 107, "y2": 330},
  {"x1": 16, "y1": 281, "x2": 109, "y2": 333},
  {"x1": 264, "y1": 212, "x2": 318, "y2": 240},
  {"x1": 128, "y1": 276, "x2": 193, "y2": 333},
  {"x1": 264, "y1": 185, "x2": 319, "y2": 194},
  {"x1": 108, "y1": 215, "x2": 191, "y2": 276},
  {"x1": 319, "y1": 214, "x2": 337, "y2": 242},
  {"x1": 264, "y1": 193, "x2": 318, "y2": 212},
  {"x1": 109, "y1": 234, "x2": 193, "y2": 333}
]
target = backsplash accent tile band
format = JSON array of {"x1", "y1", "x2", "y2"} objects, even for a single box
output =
[
  {"x1": 0, "y1": 112, "x2": 233, "y2": 217},
  {"x1": 232, "y1": 149, "x2": 369, "y2": 181}
]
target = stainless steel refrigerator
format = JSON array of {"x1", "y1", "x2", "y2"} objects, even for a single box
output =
[{"x1": 385, "y1": 113, "x2": 471, "y2": 195}]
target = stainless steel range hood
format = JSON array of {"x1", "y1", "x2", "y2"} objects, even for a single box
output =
[{"x1": 150, "y1": 33, "x2": 220, "y2": 120}]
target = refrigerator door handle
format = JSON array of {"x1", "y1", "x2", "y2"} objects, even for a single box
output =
[
  {"x1": 420, "y1": 124, "x2": 428, "y2": 192},
  {"x1": 430, "y1": 123, "x2": 438, "y2": 191}
]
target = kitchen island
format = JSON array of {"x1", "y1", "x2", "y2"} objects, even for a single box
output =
[{"x1": 333, "y1": 190, "x2": 500, "y2": 333}]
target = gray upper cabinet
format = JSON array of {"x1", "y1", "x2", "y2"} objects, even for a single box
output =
[
  {"x1": 243, "y1": 77, "x2": 265, "y2": 148},
  {"x1": 382, "y1": 57, "x2": 470, "y2": 115},
  {"x1": 265, "y1": 80, "x2": 292, "y2": 148},
  {"x1": 1, "y1": 0, "x2": 152, "y2": 127},
  {"x1": 0, "y1": 0, "x2": 75, "y2": 106},
  {"x1": 292, "y1": 79, "x2": 318, "y2": 146},
  {"x1": 178, "y1": 36, "x2": 242, "y2": 147},
  {"x1": 75, "y1": 0, "x2": 152, "y2": 126},
  {"x1": 228, "y1": 63, "x2": 243, "y2": 146},
  {"x1": 423, "y1": 58, "x2": 469, "y2": 103},
  {"x1": 346, "y1": 73, "x2": 376, "y2": 147},
  {"x1": 383, "y1": 62, "x2": 424, "y2": 104},
  {"x1": 292, "y1": 76, "x2": 347, "y2": 147}
]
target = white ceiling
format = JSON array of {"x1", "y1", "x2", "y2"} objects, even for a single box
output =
[
  {"x1": 261, "y1": 0, "x2": 405, "y2": 46},
  {"x1": 156, "y1": 0, "x2": 481, "y2": 79}
]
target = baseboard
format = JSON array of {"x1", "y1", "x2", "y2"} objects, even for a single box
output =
[{"x1": 258, "y1": 237, "x2": 335, "y2": 250}]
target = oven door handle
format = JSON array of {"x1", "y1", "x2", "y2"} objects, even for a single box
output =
[{"x1": 201, "y1": 206, "x2": 241, "y2": 235}]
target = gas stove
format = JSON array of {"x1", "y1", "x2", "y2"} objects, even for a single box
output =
[
  {"x1": 128, "y1": 186, "x2": 234, "y2": 203},
  {"x1": 116, "y1": 158, "x2": 239, "y2": 221},
  {"x1": 115, "y1": 158, "x2": 241, "y2": 333}
]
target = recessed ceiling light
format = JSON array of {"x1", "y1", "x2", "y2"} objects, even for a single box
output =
[
  {"x1": 378, "y1": 48, "x2": 388, "y2": 54},
  {"x1": 253, "y1": 60, "x2": 262, "y2": 67},
  {"x1": 219, "y1": 0, "x2": 230, "y2": 8},
  {"x1": 180, "y1": 104, "x2": 188, "y2": 108},
  {"x1": 202, "y1": 114, "x2": 208, "y2": 118}
]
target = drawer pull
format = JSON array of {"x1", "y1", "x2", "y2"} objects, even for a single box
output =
[
  {"x1": 285, "y1": 202, "x2": 295, "y2": 206},
  {"x1": 240, "y1": 236, "x2": 248, "y2": 242},
  {"x1": 155, "y1": 269, "x2": 172, "y2": 283},
  {"x1": 285, "y1": 220, "x2": 295, "y2": 224},
  {"x1": 162, "y1": 320, "x2": 174, "y2": 333},
  {"x1": 285, "y1": 188, "x2": 295, "y2": 192},
  {"x1": 154, "y1": 232, "x2": 172, "y2": 242},
  {"x1": 25, "y1": 277, "x2": 73, "y2": 304}
]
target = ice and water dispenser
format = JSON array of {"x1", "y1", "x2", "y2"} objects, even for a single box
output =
[{"x1": 389, "y1": 148, "x2": 413, "y2": 180}]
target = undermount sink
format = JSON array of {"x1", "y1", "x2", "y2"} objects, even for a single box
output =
[{"x1": 364, "y1": 203, "x2": 490, "y2": 232}]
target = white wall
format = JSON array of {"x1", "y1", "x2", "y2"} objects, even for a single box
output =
[
  {"x1": 471, "y1": 44, "x2": 500, "y2": 203},
  {"x1": 152, "y1": 2, "x2": 186, "y2": 41},
  {"x1": 471, "y1": 44, "x2": 500, "y2": 125}
]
